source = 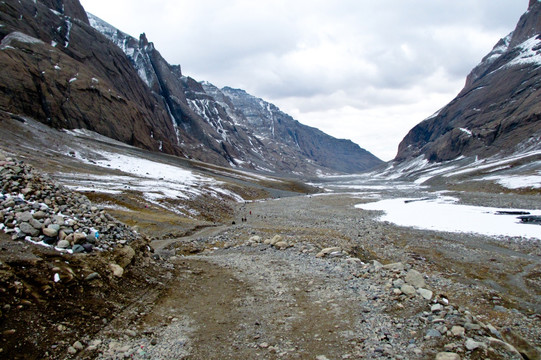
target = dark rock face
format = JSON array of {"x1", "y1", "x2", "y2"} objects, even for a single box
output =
[
  {"x1": 396, "y1": 2, "x2": 541, "y2": 162},
  {"x1": 0, "y1": 0, "x2": 182, "y2": 157},
  {"x1": 219, "y1": 87, "x2": 383, "y2": 173}
]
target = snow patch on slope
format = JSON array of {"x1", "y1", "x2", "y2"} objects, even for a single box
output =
[{"x1": 507, "y1": 35, "x2": 541, "y2": 68}]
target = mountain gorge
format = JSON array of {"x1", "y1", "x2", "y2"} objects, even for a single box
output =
[
  {"x1": 0, "y1": 0, "x2": 382, "y2": 176},
  {"x1": 395, "y1": 0, "x2": 541, "y2": 164}
]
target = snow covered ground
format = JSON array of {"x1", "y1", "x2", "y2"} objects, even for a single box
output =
[
  {"x1": 356, "y1": 196, "x2": 541, "y2": 240},
  {"x1": 55, "y1": 135, "x2": 247, "y2": 216},
  {"x1": 62, "y1": 151, "x2": 243, "y2": 208}
]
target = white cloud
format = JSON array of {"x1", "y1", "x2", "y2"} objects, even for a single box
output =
[{"x1": 80, "y1": 0, "x2": 528, "y2": 161}]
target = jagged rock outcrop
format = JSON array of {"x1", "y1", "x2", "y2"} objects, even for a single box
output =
[
  {"x1": 396, "y1": 1, "x2": 541, "y2": 162},
  {"x1": 218, "y1": 87, "x2": 383, "y2": 173}
]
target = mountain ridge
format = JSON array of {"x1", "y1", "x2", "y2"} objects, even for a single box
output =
[
  {"x1": 0, "y1": 1, "x2": 382, "y2": 177},
  {"x1": 395, "y1": 1, "x2": 541, "y2": 164},
  {"x1": 86, "y1": 11, "x2": 382, "y2": 175}
]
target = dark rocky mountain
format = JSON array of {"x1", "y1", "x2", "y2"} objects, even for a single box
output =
[
  {"x1": 0, "y1": 0, "x2": 382, "y2": 175},
  {"x1": 217, "y1": 86, "x2": 382, "y2": 174},
  {"x1": 396, "y1": 0, "x2": 541, "y2": 163},
  {"x1": 87, "y1": 13, "x2": 382, "y2": 175},
  {"x1": 0, "y1": 0, "x2": 183, "y2": 156}
]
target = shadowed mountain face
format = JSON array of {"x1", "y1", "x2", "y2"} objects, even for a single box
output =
[
  {"x1": 87, "y1": 14, "x2": 383, "y2": 175},
  {"x1": 0, "y1": 0, "x2": 382, "y2": 175},
  {"x1": 396, "y1": 1, "x2": 541, "y2": 163},
  {"x1": 0, "y1": 0, "x2": 185, "y2": 156}
]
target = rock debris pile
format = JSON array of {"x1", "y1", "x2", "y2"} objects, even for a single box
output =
[{"x1": 0, "y1": 152, "x2": 140, "y2": 253}]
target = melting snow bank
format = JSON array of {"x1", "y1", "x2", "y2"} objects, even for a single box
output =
[{"x1": 356, "y1": 196, "x2": 541, "y2": 240}]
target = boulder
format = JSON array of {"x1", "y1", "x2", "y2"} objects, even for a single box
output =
[
  {"x1": 400, "y1": 284, "x2": 416, "y2": 296},
  {"x1": 15, "y1": 211, "x2": 33, "y2": 223},
  {"x1": 465, "y1": 338, "x2": 487, "y2": 351},
  {"x1": 56, "y1": 240, "x2": 70, "y2": 249},
  {"x1": 19, "y1": 222, "x2": 40, "y2": 237},
  {"x1": 450, "y1": 326, "x2": 465, "y2": 337},
  {"x1": 270, "y1": 235, "x2": 282, "y2": 246},
  {"x1": 486, "y1": 337, "x2": 522, "y2": 358},
  {"x1": 42, "y1": 226, "x2": 59, "y2": 238},
  {"x1": 382, "y1": 262, "x2": 405, "y2": 271},
  {"x1": 405, "y1": 269, "x2": 426, "y2": 288},
  {"x1": 114, "y1": 246, "x2": 136, "y2": 268},
  {"x1": 417, "y1": 288, "x2": 433, "y2": 300},
  {"x1": 501, "y1": 327, "x2": 541, "y2": 360}
]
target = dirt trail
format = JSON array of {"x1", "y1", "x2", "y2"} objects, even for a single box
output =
[
  {"x1": 86, "y1": 194, "x2": 540, "y2": 360},
  {"x1": 141, "y1": 256, "x2": 357, "y2": 360},
  {"x1": 150, "y1": 224, "x2": 229, "y2": 253}
]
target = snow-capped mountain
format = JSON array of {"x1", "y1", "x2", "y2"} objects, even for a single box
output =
[
  {"x1": 86, "y1": 12, "x2": 382, "y2": 175},
  {"x1": 0, "y1": 0, "x2": 382, "y2": 176},
  {"x1": 218, "y1": 86, "x2": 382, "y2": 174},
  {"x1": 396, "y1": 0, "x2": 541, "y2": 164}
]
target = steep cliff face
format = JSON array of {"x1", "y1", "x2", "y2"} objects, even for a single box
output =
[
  {"x1": 396, "y1": 1, "x2": 541, "y2": 163},
  {"x1": 0, "y1": 0, "x2": 182, "y2": 156},
  {"x1": 219, "y1": 87, "x2": 383, "y2": 174}
]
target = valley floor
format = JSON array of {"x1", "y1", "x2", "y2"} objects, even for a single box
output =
[
  {"x1": 0, "y1": 118, "x2": 539, "y2": 359},
  {"x1": 79, "y1": 194, "x2": 540, "y2": 360}
]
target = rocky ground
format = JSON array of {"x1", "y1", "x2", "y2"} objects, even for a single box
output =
[
  {"x1": 74, "y1": 196, "x2": 541, "y2": 360},
  {"x1": 0, "y1": 151, "x2": 540, "y2": 359}
]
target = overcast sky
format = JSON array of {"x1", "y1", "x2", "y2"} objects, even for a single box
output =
[{"x1": 80, "y1": 1, "x2": 528, "y2": 161}]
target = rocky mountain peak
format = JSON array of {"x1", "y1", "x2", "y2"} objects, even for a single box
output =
[
  {"x1": 395, "y1": 2, "x2": 541, "y2": 163},
  {"x1": 139, "y1": 32, "x2": 149, "y2": 46},
  {"x1": 509, "y1": 0, "x2": 541, "y2": 48}
]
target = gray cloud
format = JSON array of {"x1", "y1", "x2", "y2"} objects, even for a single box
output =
[{"x1": 81, "y1": 0, "x2": 528, "y2": 160}]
